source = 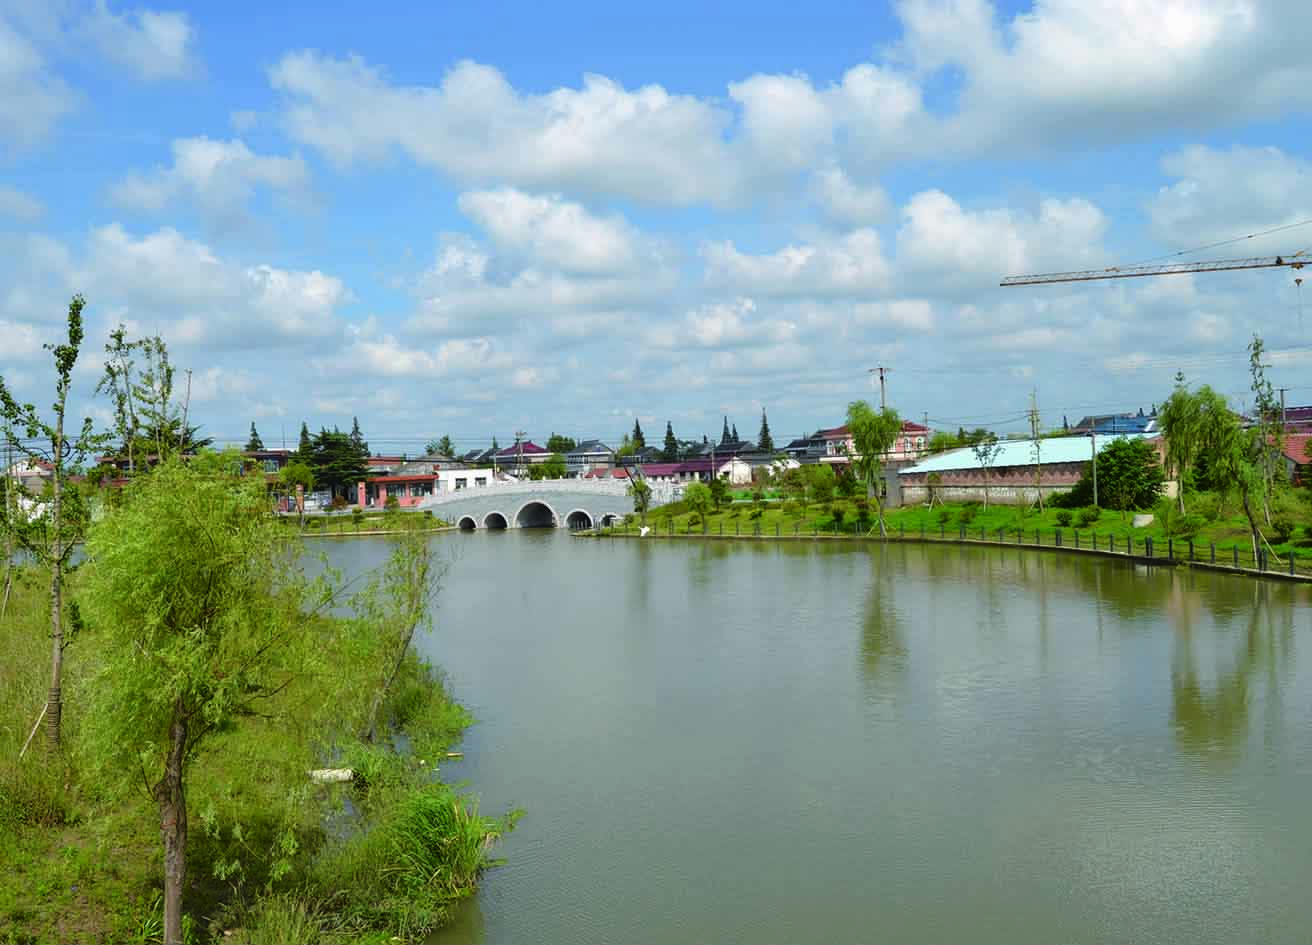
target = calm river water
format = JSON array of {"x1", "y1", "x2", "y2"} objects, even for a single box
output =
[{"x1": 315, "y1": 532, "x2": 1312, "y2": 944}]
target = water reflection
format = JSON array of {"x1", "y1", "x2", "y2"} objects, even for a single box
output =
[
  {"x1": 860, "y1": 553, "x2": 906, "y2": 693},
  {"x1": 1171, "y1": 581, "x2": 1296, "y2": 760}
]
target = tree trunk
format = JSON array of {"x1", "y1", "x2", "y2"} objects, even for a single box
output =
[
  {"x1": 1241, "y1": 486, "x2": 1260, "y2": 563},
  {"x1": 46, "y1": 403, "x2": 65, "y2": 753},
  {"x1": 154, "y1": 700, "x2": 189, "y2": 945}
]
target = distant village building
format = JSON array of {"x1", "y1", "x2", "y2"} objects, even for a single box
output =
[
  {"x1": 899, "y1": 434, "x2": 1163, "y2": 506},
  {"x1": 566, "y1": 440, "x2": 614, "y2": 477},
  {"x1": 817, "y1": 420, "x2": 931, "y2": 465}
]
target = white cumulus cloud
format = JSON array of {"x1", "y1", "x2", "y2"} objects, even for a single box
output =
[{"x1": 81, "y1": 2, "x2": 199, "y2": 80}]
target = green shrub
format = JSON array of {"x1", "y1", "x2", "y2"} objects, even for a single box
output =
[
  {"x1": 959, "y1": 503, "x2": 979, "y2": 525},
  {"x1": 1055, "y1": 509, "x2": 1073, "y2": 527},
  {"x1": 854, "y1": 497, "x2": 870, "y2": 524},
  {"x1": 1190, "y1": 493, "x2": 1222, "y2": 522},
  {"x1": 330, "y1": 495, "x2": 348, "y2": 511},
  {"x1": 1075, "y1": 506, "x2": 1101, "y2": 528},
  {"x1": 307, "y1": 518, "x2": 322, "y2": 530},
  {"x1": 384, "y1": 494, "x2": 400, "y2": 511},
  {"x1": 830, "y1": 505, "x2": 845, "y2": 528},
  {"x1": 1272, "y1": 516, "x2": 1296, "y2": 544},
  {"x1": 1174, "y1": 513, "x2": 1207, "y2": 539},
  {"x1": 935, "y1": 507, "x2": 951, "y2": 526}
]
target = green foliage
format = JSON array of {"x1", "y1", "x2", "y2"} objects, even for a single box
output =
[
  {"x1": 829, "y1": 504, "x2": 845, "y2": 528},
  {"x1": 847, "y1": 400, "x2": 902, "y2": 533},
  {"x1": 384, "y1": 493, "x2": 400, "y2": 511},
  {"x1": 708, "y1": 476, "x2": 729, "y2": 510},
  {"x1": 959, "y1": 502, "x2": 979, "y2": 525},
  {"x1": 1065, "y1": 438, "x2": 1165, "y2": 511},
  {"x1": 807, "y1": 464, "x2": 837, "y2": 505},
  {"x1": 927, "y1": 431, "x2": 958, "y2": 454},
  {"x1": 662, "y1": 422, "x2": 679, "y2": 462},
  {"x1": 835, "y1": 467, "x2": 858, "y2": 498},
  {"x1": 79, "y1": 459, "x2": 302, "y2": 788},
  {"x1": 627, "y1": 477, "x2": 652, "y2": 524},
  {"x1": 631, "y1": 418, "x2": 645, "y2": 450},
  {"x1": 1055, "y1": 509, "x2": 1073, "y2": 527},
  {"x1": 308, "y1": 428, "x2": 369, "y2": 497},
  {"x1": 684, "y1": 482, "x2": 712, "y2": 524},
  {"x1": 545, "y1": 433, "x2": 576, "y2": 454},
  {"x1": 854, "y1": 497, "x2": 870, "y2": 525},
  {"x1": 245, "y1": 422, "x2": 264, "y2": 452},
  {"x1": 542, "y1": 453, "x2": 568, "y2": 479},
  {"x1": 279, "y1": 460, "x2": 314, "y2": 494},
  {"x1": 1075, "y1": 506, "x2": 1101, "y2": 528}
]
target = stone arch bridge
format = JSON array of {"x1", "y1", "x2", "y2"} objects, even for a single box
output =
[{"x1": 417, "y1": 478, "x2": 676, "y2": 530}]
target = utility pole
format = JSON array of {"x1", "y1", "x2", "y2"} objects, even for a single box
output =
[
  {"x1": 869, "y1": 366, "x2": 890, "y2": 410},
  {"x1": 1090, "y1": 430, "x2": 1098, "y2": 509},
  {"x1": 1278, "y1": 387, "x2": 1288, "y2": 429},
  {"x1": 515, "y1": 429, "x2": 526, "y2": 478},
  {"x1": 1028, "y1": 389, "x2": 1045, "y2": 512}
]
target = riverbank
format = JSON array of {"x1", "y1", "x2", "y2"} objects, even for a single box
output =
[
  {"x1": 591, "y1": 498, "x2": 1312, "y2": 582},
  {"x1": 0, "y1": 562, "x2": 511, "y2": 944}
]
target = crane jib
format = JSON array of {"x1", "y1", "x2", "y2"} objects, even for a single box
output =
[{"x1": 1000, "y1": 254, "x2": 1306, "y2": 287}]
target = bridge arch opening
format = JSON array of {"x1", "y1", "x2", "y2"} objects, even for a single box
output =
[
  {"x1": 458, "y1": 515, "x2": 477, "y2": 531},
  {"x1": 483, "y1": 511, "x2": 509, "y2": 530},
  {"x1": 565, "y1": 509, "x2": 594, "y2": 530},
  {"x1": 599, "y1": 513, "x2": 618, "y2": 528},
  {"x1": 515, "y1": 500, "x2": 558, "y2": 529}
]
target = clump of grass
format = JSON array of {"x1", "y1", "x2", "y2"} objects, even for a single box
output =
[
  {"x1": 0, "y1": 758, "x2": 73, "y2": 828},
  {"x1": 312, "y1": 783, "x2": 512, "y2": 941},
  {"x1": 228, "y1": 891, "x2": 328, "y2": 945}
]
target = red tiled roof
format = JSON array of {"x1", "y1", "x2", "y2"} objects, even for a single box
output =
[
  {"x1": 367, "y1": 474, "x2": 437, "y2": 483},
  {"x1": 820, "y1": 425, "x2": 850, "y2": 439},
  {"x1": 901, "y1": 421, "x2": 930, "y2": 433},
  {"x1": 1280, "y1": 434, "x2": 1311, "y2": 465},
  {"x1": 496, "y1": 441, "x2": 548, "y2": 457}
]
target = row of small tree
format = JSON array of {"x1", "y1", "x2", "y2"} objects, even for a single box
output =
[{"x1": 2, "y1": 296, "x2": 441, "y2": 943}]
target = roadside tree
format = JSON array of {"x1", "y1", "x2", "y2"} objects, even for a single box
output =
[{"x1": 846, "y1": 400, "x2": 902, "y2": 536}]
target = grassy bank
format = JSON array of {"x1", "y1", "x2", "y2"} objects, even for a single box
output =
[
  {"x1": 626, "y1": 492, "x2": 1312, "y2": 575},
  {"x1": 1, "y1": 566, "x2": 511, "y2": 944},
  {"x1": 283, "y1": 510, "x2": 451, "y2": 538}
]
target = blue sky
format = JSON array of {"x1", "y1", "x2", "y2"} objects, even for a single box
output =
[{"x1": 2, "y1": 0, "x2": 1311, "y2": 455}]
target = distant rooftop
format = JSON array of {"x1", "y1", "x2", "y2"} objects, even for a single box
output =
[{"x1": 901, "y1": 433, "x2": 1156, "y2": 476}]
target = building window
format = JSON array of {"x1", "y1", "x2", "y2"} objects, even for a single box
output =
[
  {"x1": 475, "y1": 477, "x2": 487, "y2": 487},
  {"x1": 455, "y1": 478, "x2": 467, "y2": 490}
]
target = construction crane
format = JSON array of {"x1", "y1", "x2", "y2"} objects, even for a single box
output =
[{"x1": 1000, "y1": 251, "x2": 1308, "y2": 287}]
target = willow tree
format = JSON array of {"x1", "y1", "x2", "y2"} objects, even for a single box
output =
[
  {"x1": 847, "y1": 400, "x2": 902, "y2": 537},
  {"x1": 81, "y1": 458, "x2": 437, "y2": 943},
  {"x1": 1158, "y1": 372, "x2": 1202, "y2": 513},
  {"x1": 0, "y1": 295, "x2": 103, "y2": 751},
  {"x1": 1196, "y1": 393, "x2": 1264, "y2": 559},
  {"x1": 628, "y1": 477, "x2": 652, "y2": 525}
]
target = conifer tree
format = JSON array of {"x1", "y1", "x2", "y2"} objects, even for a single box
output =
[
  {"x1": 758, "y1": 410, "x2": 773, "y2": 452},
  {"x1": 245, "y1": 422, "x2": 264, "y2": 452},
  {"x1": 662, "y1": 421, "x2": 678, "y2": 461},
  {"x1": 632, "y1": 418, "x2": 645, "y2": 449},
  {"x1": 349, "y1": 415, "x2": 369, "y2": 459},
  {"x1": 297, "y1": 421, "x2": 312, "y2": 460}
]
